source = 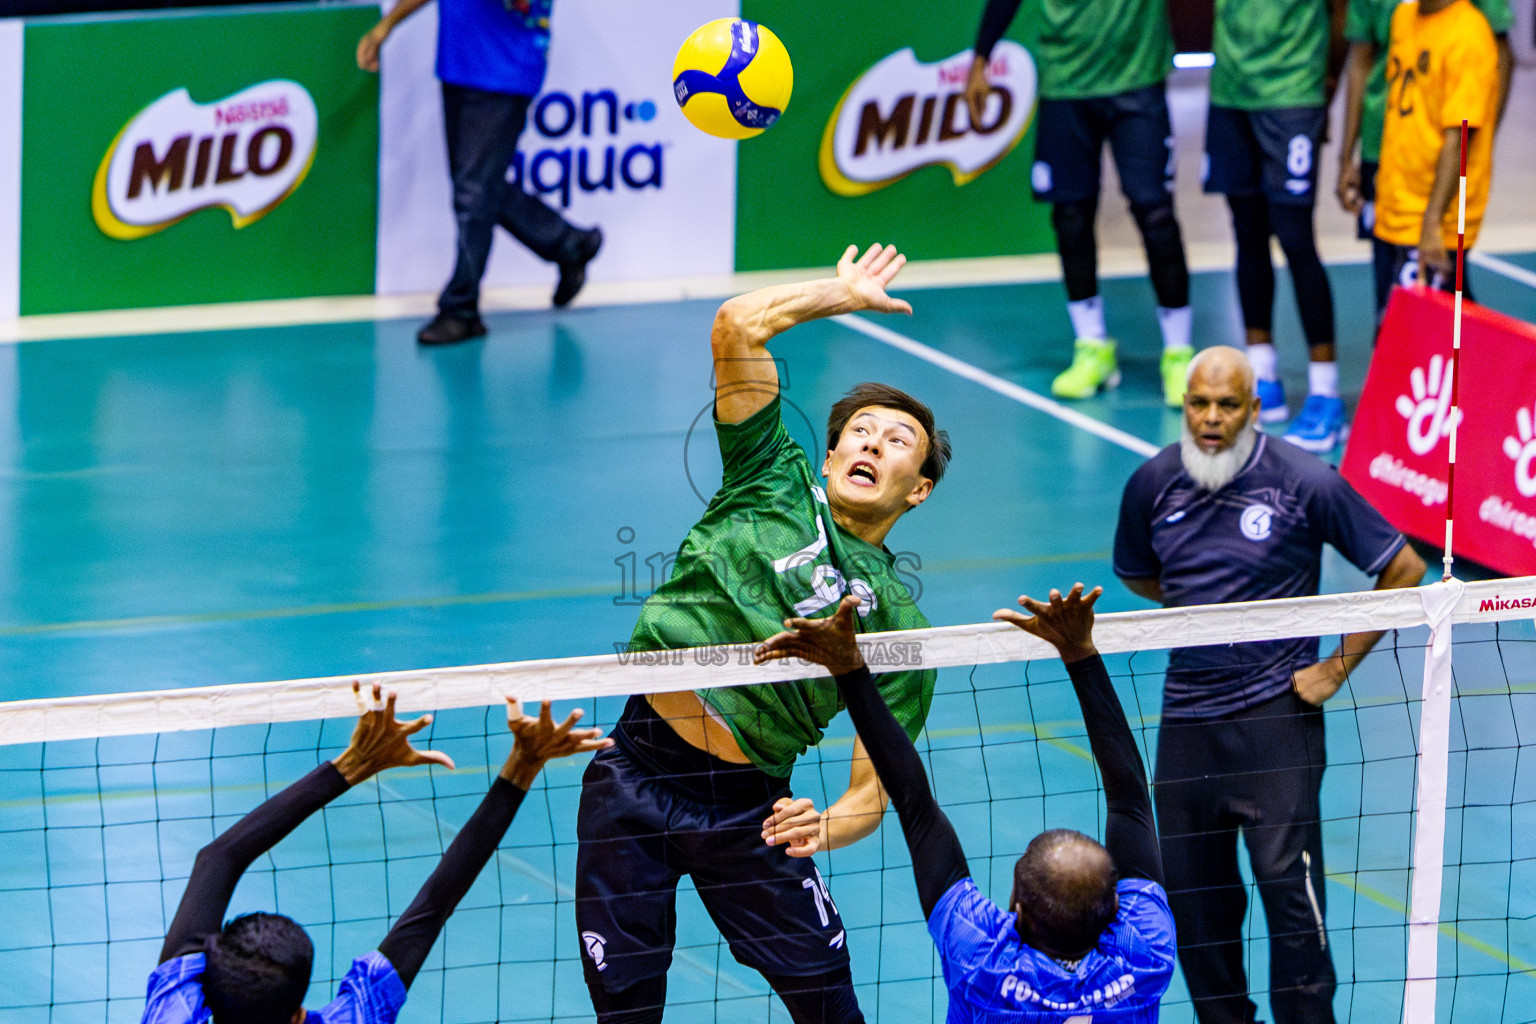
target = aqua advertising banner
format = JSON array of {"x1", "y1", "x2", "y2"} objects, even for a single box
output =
[
  {"x1": 19, "y1": 4, "x2": 379, "y2": 314},
  {"x1": 373, "y1": 0, "x2": 737, "y2": 296}
]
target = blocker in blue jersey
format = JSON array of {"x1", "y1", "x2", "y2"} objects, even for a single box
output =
[
  {"x1": 756, "y1": 587, "x2": 1176, "y2": 1022},
  {"x1": 140, "y1": 685, "x2": 609, "y2": 1024}
]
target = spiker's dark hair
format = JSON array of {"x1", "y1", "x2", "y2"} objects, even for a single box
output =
[
  {"x1": 202, "y1": 912, "x2": 314, "y2": 1024},
  {"x1": 1010, "y1": 829, "x2": 1119, "y2": 958},
  {"x1": 825, "y1": 382, "x2": 952, "y2": 485}
]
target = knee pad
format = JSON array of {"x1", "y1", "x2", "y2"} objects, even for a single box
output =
[
  {"x1": 1050, "y1": 198, "x2": 1098, "y2": 247},
  {"x1": 1267, "y1": 202, "x2": 1320, "y2": 263},
  {"x1": 1226, "y1": 193, "x2": 1271, "y2": 248},
  {"x1": 1131, "y1": 200, "x2": 1189, "y2": 308},
  {"x1": 1129, "y1": 199, "x2": 1176, "y2": 237}
]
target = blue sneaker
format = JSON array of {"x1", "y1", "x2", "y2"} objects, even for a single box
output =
[
  {"x1": 1283, "y1": 395, "x2": 1348, "y2": 453},
  {"x1": 1256, "y1": 377, "x2": 1289, "y2": 423}
]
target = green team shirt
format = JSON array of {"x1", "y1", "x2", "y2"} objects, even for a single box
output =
[
  {"x1": 1346, "y1": 0, "x2": 1510, "y2": 161},
  {"x1": 627, "y1": 397, "x2": 936, "y2": 777},
  {"x1": 1210, "y1": 0, "x2": 1330, "y2": 109},
  {"x1": 1036, "y1": 0, "x2": 1175, "y2": 99}
]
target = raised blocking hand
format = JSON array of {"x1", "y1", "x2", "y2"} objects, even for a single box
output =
[
  {"x1": 332, "y1": 681, "x2": 456, "y2": 785},
  {"x1": 753, "y1": 594, "x2": 866, "y2": 676},
  {"x1": 993, "y1": 583, "x2": 1102, "y2": 664},
  {"x1": 503, "y1": 699, "x2": 613, "y2": 790}
]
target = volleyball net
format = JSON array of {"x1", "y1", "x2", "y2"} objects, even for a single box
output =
[{"x1": 2, "y1": 576, "x2": 1534, "y2": 1023}]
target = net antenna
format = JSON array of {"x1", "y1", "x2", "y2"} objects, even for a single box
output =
[
  {"x1": 1404, "y1": 118, "x2": 1471, "y2": 1024},
  {"x1": 1441, "y1": 118, "x2": 1469, "y2": 583}
]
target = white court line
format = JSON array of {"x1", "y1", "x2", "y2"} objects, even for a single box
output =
[
  {"x1": 1470, "y1": 251, "x2": 1536, "y2": 289},
  {"x1": 833, "y1": 314, "x2": 1162, "y2": 459}
]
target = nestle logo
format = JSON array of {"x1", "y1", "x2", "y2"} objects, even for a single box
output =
[
  {"x1": 1478, "y1": 595, "x2": 1536, "y2": 612},
  {"x1": 819, "y1": 43, "x2": 1037, "y2": 196},
  {"x1": 92, "y1": 82, "x2": 317, "y2": 240}
]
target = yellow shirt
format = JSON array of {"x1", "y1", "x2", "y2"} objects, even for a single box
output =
[{"x1": 1374, "y1": 0, "x2": 1498, "y2": 248}]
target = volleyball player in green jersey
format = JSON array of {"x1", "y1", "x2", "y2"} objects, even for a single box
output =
[
  {"x1": 576, "y1": 243, "x2": 952, "y2": 1024},
  {"x1": 967, "y1": 0, "x2": 1194, "y2": 406},
  {"x1": 1335, "y1": 0, "x2": 1511, "y2": 317},
  {"x1": 1206, "y1": 0, "x2": 1350, "y2": 453}
]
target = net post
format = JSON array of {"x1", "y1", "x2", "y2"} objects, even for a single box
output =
[{"x1": 1441, "y1": 119, "x2": 1468, "y2": 583}]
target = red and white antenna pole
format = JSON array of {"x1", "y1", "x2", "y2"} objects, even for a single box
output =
[{"x1": 1442, "y1": 119, "x2": 1468, "y2": 582}]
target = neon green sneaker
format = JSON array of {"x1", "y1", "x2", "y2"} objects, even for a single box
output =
[
  {"x1": 1051, "y1": 338, "x2": 1120, "y2": 399},
  {"x1": 1161, "y1": 346, "x2": 1193, "y2": 408}
]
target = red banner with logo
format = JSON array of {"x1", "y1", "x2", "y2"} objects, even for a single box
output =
[{"x1": 1341, "y1": 287, "x2": 1536, "y2": 575}]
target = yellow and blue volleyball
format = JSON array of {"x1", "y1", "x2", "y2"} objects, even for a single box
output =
[{"x1": 672, "y1": 19, "x2": 793, "y2": 140}]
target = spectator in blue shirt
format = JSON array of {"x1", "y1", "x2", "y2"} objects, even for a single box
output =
[
  {"x1": 756, "y1": 587, "x2": 1177, "y2": 1022},
  {"x1": 358, "y1": 0, "x2": 603, "y2": 346},
  {"x1": 141, "y1": 684, "x2": 609, "y2": 1024},
  {"x1": 1113, "y1": 345, "x2": 1425, "y2": 1024}
]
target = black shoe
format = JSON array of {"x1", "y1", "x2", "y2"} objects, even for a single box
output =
[
  {"x1": 417, "y1": 312, "x2": 487, "y2": 346},
  {"x1": 553, "y1": 227, "x2": 603, "y2": 308}
]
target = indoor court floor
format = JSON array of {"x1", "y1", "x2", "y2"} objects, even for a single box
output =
[{"x1": 2, "y1": 253, "x2": 1536, "y2": 1023}]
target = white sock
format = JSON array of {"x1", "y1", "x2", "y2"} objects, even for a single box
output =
[
  {"x1": 1247, "y1": 341, "x2": 1279, "y2": 382},
  {"x1": 1308, "y1": 360, "x2": 1339, "y2": 398},
  {"x1": 1067, "y1": 297, "x2": 1107, "y2": 341},
  {"x1": 1157, "y1": 306, "x2": 1193, "y2": 351}
]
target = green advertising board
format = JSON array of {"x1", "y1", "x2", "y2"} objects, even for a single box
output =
[
  {"x1": 735, "y1": 0, "x2": 1052, "y2": 271},
  {"x1": 20, "y1": 4, "x2": 378, "y2": 314}
]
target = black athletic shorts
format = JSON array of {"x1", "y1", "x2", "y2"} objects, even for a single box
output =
[
  {"x1": 575, "y1": 695, "x2": 852, "y2": 991},
  {"x1": 1357, "y1": 158, "x2": 1379, "y2": 240},
  {"x1": 1031, "y1": 82, "x2": 1175, "y2": 206},
  {"x1": 1203, "y1": 105, "x2": 1326, "y2": 206}
]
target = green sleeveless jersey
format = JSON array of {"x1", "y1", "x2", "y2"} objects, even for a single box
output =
[
  {"x1": 1211, "y1": 0, "x2": 1329, "y2": 110},
  {"x1": 627, "y1": 397, "x2": 936, "y2": 777},
  {"x1": 1345, "y1": 0, "x2": 1510, "y2": 162},
  {"x1": 1037, "y1": 0, "x2": 1174, "y2": 100}
]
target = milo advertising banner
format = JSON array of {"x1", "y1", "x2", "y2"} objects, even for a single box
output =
[
  {"x1": 19, "y1": 5, "x2": 378, "y2": 314},
  {"x1": 735, "y1": 0, "x2": 1053, "y2": 271}
]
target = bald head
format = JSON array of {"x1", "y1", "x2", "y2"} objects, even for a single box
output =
[
  {"x1": 1183, "y1": 345, "x2": 1262, "y2": 458},
  {"x1": 1011, "y1": 829, "x2": 1119, "y2": 959},
  {"x1": 1186, "y1": 345, "x2": 1256, "y2": 396}
]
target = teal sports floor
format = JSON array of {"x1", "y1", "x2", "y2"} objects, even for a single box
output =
[{"x1": 2, "y1": 254, "x2": 1536, "y2": 1023}]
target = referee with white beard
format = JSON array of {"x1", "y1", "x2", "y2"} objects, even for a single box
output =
[{"x1": 1112, "y1": 346, "x2": 1425, "y2": 1024}]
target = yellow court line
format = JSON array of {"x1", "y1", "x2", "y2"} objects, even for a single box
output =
[
  {"x1": 1329, "y1": 872, "x2": 1536, "y2": 978},
  {"x1": 0, "y1": 584, "x2": 619, "y2": 637},
  {"x1": 0, "y1": 550, "x2": 1114, "y2": 638}
]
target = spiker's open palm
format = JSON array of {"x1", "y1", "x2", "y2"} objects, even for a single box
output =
[{"x1": 837, "y1": 243, "x2": 913, "y2": 315}]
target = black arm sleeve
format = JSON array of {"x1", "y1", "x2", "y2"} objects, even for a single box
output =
[
  {"x1": 1065, "y1": 655, "x2": 1163, "y2": 885},
  {"x1": 377, "y1": 777, "x2": 527, "y2": 988},
  {"x1": 975, "y1": 0, "x2": 1026, "y2": 60},
  {"x1": 160, "y1": 763, "x2": 351, "y2": 963},
  {"x1": 832, "y1": 667, "x2": 969, "y2": 919}
]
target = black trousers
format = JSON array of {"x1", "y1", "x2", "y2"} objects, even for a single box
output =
[
  {"x1": 1155, "y1": 691, "x2": 1336, "y2": 1024},
  {"x1": 438, "y1": 83, "x2": 576, "y2": 317}
]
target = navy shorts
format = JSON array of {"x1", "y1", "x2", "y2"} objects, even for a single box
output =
[
  {"x1": 575, "y1": 697, "x2": 852, "y2": 991},
  {"x1": 1373, "y1": 243, "x2": 1473, "y2": 319},
  {"x1": 1032, "y1": 82, "x2": 1175, "y2": 206},
  {"x1": 1203, "y1": 105, "x2": 1326, "y2": 206}
]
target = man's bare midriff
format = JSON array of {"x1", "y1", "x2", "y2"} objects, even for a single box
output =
[{"x1": 646, "y1": 690, "x2": 754, "y2": 764}]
